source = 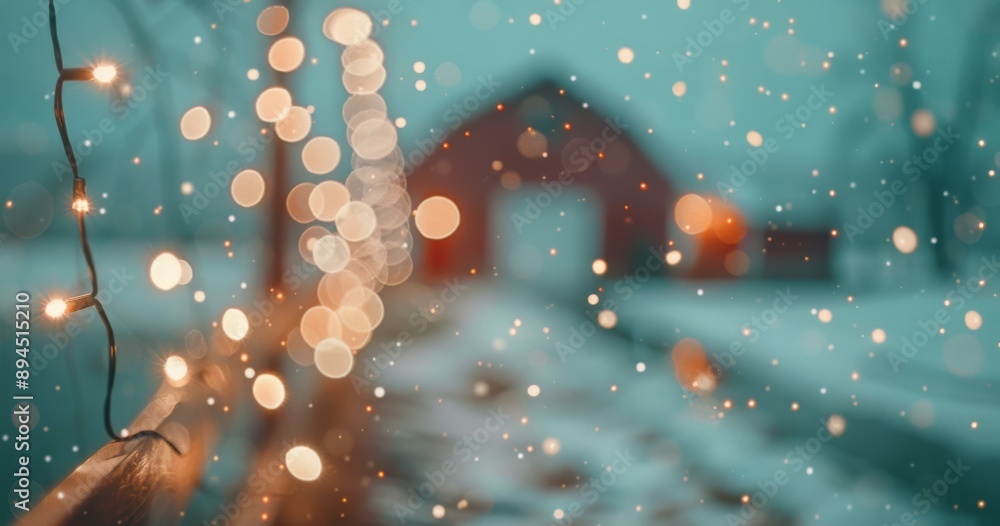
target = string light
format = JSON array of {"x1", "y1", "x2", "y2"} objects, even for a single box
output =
[
  {"x1": 44, "y1": 294, "x2": 95, "y2": 318},
  {"x1": 46, "y1": 0, "x2": 179, "y2": 454}
]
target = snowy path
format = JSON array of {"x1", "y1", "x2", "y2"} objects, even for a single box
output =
[{"x1": 367, "y1": 281, "x2": 990, "y2": 525}]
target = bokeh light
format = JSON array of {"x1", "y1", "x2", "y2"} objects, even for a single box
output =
[
  {"x1": 349, "y1": 118, "x2": 397, "y2": 159},
  {"x1": 257, "y1": 5, "x2": 289, "y2": 36},
  {"x1": 180, "y1": 106, "x2": 211, "y2": 141},
  {"x1": 597, "y1": 310, "x2": 618, "y2": 329},
  {"x1": 301, "y1": 136, "x2": 342, "y2": 175},
  {"x1": 222, "y1": 308, "x2": 250, "y2": 340},
  {"x1": 672, "y1": 81, "x2": 687, "y2": 97},
  {"x1": 315, "y1": 338, "x2": 354, "y2": 378},
  {"x1": 150, "y1": 252, "x2": 183, "y2": 291},
  {"x1": 892, "y1": 226, "x2": 918, "y2": 254},
  {"x1": 414, "y1": 196, "x2": 461, "y2": 240},
  {"x1": 674, "y1": 194, "x2": 713, "y2": 235},
  {"x1": 827, "y1": 415, "x2": 847, "y2": 436},
  {"x1": 256, "y1": 87, "x2": 293, "y2": 123},
  {"x1": 911, "y1": 109, "x2": 936, "y2": 137},
  {"x1": 516, "y1": 129, "x2": 547, "y2": 159},
  {"x1": 313, "y1": 235, "x2": 351, "y2": 273},
  {"x1": 268, "y1": 37, "x2": 305, "y2": 73},
  {"x1": 309, "y1": 181, "x2": 351, "y2": 222},
  {"x1": 965, "y1": 310, "x2": 982, "y2": 331},
  {"x1": 253, "y1": 373, "x2": 286, "y2": 410},
  {"x1": 300, "y1": 306, "x2": 342, "y2": 349},
  {"x1": 542, "y1": 437, "x2": 561, "y2": 456},
  {"x1": 323, "y1": 8, "x2": 373, "y2": 46},
  {"x1": 286, "y1": 445, "x2": 323, "y2": 481},
  {"x1": 287, "y1": 182, "x2": 318, "y2": 224},
  {"x1": 231, "y1": 170, "x2": 266, "y2": 208},
  {"x1": 335, "y1": 201, "x2": 378, "y2": 241},
  {"x1": 177, "y1": 260, "x2": 193, "y2": 286},
  {"x1": 617, "y1": 47, "x2": 635, "y2": 64},
  {"x1": 275, "y1": 106, "x2": 312, "y2": 142}
]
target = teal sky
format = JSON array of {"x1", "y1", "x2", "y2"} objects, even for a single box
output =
[{"x1": 2, "y1": 0, "x2": 997, "y2": 238}]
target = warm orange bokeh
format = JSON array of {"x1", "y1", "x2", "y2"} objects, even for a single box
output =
[{"x1": 671, "y1": 338, "x2": 717, "y2": 394}]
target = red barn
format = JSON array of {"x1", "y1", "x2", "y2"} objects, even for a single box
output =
[{"x1": 406, "y1": 81, "x2": 673, "y2": 279}]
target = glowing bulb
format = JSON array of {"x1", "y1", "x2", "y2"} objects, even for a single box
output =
[
  {"x1": 92, "y1": 64, "x2": 117, "y2": 83},
  {"x1": 253, "y1": 373, "x2": 286, "y2": 409},
  {"x1": 222, "y1": 308, "x2": 250, "y2": 340},
  {"x1": 164, "y1": 355, "x2": 188, "y2": 383},
  {"x1": 285, "y1": 445, "x2": 322, "y2": 481},
  {"x1": 45, "y1": 299, "x2": 68, "y2": 318},
  {"x1": 44, "y1": 294, "x2": 94, "y2": 318},
  {"x1": 150, "y1": 252, "x2": 183, "y2": 291},
  {"x1": 72, "y1": 198, "x2": 90, "y2": 213}
]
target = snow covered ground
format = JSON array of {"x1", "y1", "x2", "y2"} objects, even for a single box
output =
[
  {"x1": 12, "y1": 242, "x2": 998, "y2": 524},
  {"x1": 369, "y1": 279, "x2": 996, "y2": 525}
]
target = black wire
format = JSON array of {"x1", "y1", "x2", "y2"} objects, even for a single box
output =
[
  {"x1": 48, "y1": 0, "x2": 62, "y2": 71},
  {"x1": 48, "y1": 0, "x2": 180, "y2": 455}
]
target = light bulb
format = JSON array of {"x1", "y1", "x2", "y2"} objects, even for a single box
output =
[
  {"x1": 92, "y1": 64, "x2": 117, "y2": 83},
  {"x1": 45, "y1": 294, "x2": 94, "y2": 318},
  {"x1": 164, "y1": 355, "x2": 188, "y2": 383},
  {"x1": 45, "y1": 299, "x2": 68, "y2": 318}
]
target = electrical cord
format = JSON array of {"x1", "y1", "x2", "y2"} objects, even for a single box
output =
[{"x1": 46, "y1": 0, "x2": 181, "y2": 455}]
